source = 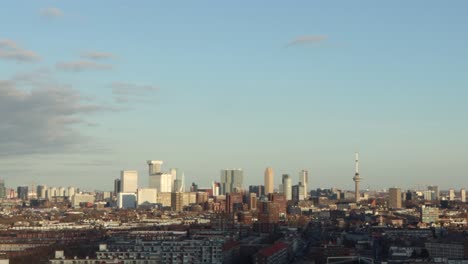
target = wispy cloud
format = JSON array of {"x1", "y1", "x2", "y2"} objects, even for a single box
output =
[
  {"x1": 40, "y1": 7, "x2": 64, "y2": 18},
  {"x1": 80, "y1": 51, "x2": 115, "y2": 60},
  {"x1": 111, "y1": 82, "x2": 158, "y2": 103},
  {"x1": 286, "y1": 35, "x2": 328, "y2": 47},
  {"x1": 0, "y1": 39, "x2": 41, "y2": 62},
  {"x1": 56, "y1": 60, "x2": 113, "y2": 72}
]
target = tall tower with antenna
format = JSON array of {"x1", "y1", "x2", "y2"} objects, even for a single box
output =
[{"x1": 353, "y1": 153, "x2": 362, "y2": 204}]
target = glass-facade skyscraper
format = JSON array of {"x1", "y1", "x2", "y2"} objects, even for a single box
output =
[{"x1": 220, "y1": 169, "x2": 243, "y2": 194}]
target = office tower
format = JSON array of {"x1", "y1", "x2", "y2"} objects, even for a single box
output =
[
  {"x1": 264, "y1": 167, "x2": 274, "y2": 195},
  {"x1": 120, "y1": 170, "x2": 138, "y2": 193},
  {"x1": 147, "y1": 160, "x2": 163, "y2": 175},
  {"x1": 353, "y1": 153, "x2": 362, "y2": 203},
  {"x1": 169, "y1": 168, "x2": 178, "y2": 180},
  {"x1": 292, "y1": 183, "x2": 305, "y2": 202},
  {"x1": 278, "y1": 184, "x2": 284, "y2": 194},
  {"x1": 114, "y1": 179, "x2": 121, "y2": 194},
  {"x1": 17, "y1": 186, "x2": 28, "y2": 200},
  {"x1": 461, "y1": 188, "x2": 466, "y2": 203},
  {"x1": 0, "y1": 180, "x2": 6, "y2": 199},
  {"x1": 149, "y1": 173, "x2": 173, "y2": 193},
  {"x1": 212, "y1": 182, "x2": 220, "y2": 196},
  {"x1": 36, "y1": 185, "x2": 47, "y2": 199},
  {"x1": 47, "y1": 187, "x2": 57, "y2": 199},
  {"x1": 282, "y1": 174, "x2": 292, "y2": 201},
  {"x1": 58, "y1": 187, "x2": 65, "y2": 197},
  {"x1": 405, "y1": 190, "x2": 417, "y2": 201},
  {"x1": 424, "y1": 190, "x2": 435, "y2": 201},
  {"x1": 428, "y1": 185, "x2": 439, "y2": 200},
  {"x1": 388, "y1": 188, "x2": 402, "y2": 209},
  {"x1": 249, "y1": 185, "x2": 265, "y2": 197},
  {"x1": 448, "y1": 189, "x2": 455, "y2": 201},
  {"x1": 299, "y1": 170, "x2": 308, "y2": 198},
  {"x1": 67, "y1": 186, "x2": 76, "y2": 198},
  {"x1": 220, "y1": 169, "x2": 243, "y2": 194}
]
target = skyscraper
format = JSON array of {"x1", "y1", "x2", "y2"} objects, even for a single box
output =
[
  {"x1": 352, "y1": 153, "x2": 361, "y2": 203},
  {"x1": 114, "y1": 179, "x2": 121, "y2": 194},
  {"x1": 220, "y1": 169, "x2": 243, "y2": 194},
  {"x1": 249, "y1": 185, "x2": 265, "y2": 197},
  {"x1": 212, "y1": 182, "x2": 220, "y2": 196},
  {"x1": 388, "y1": 187, "x2": 402, "y2": 209},
  {"x1": 120, "y1": 170, "x2": 138, "y2": 193},
  {"x1": 292, "y1": 183, "x2": 305, "y2": 202},
  {"x1": 147, "y1": 160, "x2": 163, "y2": 175},
  {"x1": 36, "y1": 185, "x2": 47, "y2": 199},
  {"x1": 449, "y1": 189, "x2": 455, "y2": 201},
  {"x1": 264, "y1": 167, "x2": 274, "y2": 195},
  {"x1": 170, "y1": 168, "x2": 178, "y2": 179},
  {"x1": 461, "y1": 188, "x2": 466, "y2": 203},
  {"x1": 149, "y1": 173, "x2": 174, "y2": 192},
  {"x1": 17, "y1": 186, "x2": 28, "y2": 200},
  {"x1": 428, "y1": 185, "x2": 439, "y2": 200},
  {"x1": 67, "y1": 186, "x2": 76, "y2": 198},
  {"x1": 282, "y1": 174, "x2": 292, "y2": 201},
  {"x1": 299, "y1": 170, "x2": 308, "y2": 198},
  {"x1": 0, "y1": 180, "x2": 7, "y2": 199}
]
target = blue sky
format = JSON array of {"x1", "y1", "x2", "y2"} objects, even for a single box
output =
[{"x1": 1, "y1": 1, "x2": 467, "y2": 191}]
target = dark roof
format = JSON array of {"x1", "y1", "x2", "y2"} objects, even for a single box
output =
[{"x1": 257, "y1": 242, "x2": 288, "y2": 257}]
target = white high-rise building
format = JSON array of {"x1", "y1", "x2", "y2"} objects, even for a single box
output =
[
  {"x1": 121, "y1": 170, "x2": 138, "y2": 193},
  {"x1": 58, "y1": 187, "x2": 66, "y2": 197},
  {"x1": 149, "y1": 173, "x2": 174, "y2": 193},
  {"x1": 461, "y1": 188, "x2": 466, "y2": 203},
  {"x1": 47, "y1": 187, "x2": 57, "y2": 199},
  {"x1": 282, "y1": 174, "x2": 292, "y2": 201},
  {"x1": 137, "y1": 188, "x2": 157, "y2": 205},
  {"x1": 67, "y1": 186, "x2": 76, "y2": 197},
  {"x1": 170, "y1": 168, "x2": 178, "y2": 179},
  {"x1": 212, "y1": 182, "x2": 220, "y2": 196},
  {"x1": 449, "y1": 189, "x2": 455, "y2": 201},
  {"x1": 299, "y1": 170, "x2": 308, "y2": 198}
]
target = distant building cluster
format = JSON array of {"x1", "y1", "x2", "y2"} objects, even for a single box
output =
[{"x1": 0, "y1": 154, "x2": 467, "y2": 264}]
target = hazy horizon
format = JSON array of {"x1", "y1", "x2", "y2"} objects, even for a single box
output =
[{"x1": 1, "y1": 1, "x2": 467, "y2": 190}]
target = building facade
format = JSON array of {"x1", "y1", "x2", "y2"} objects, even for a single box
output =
[
  {"x1": 282, "y1": 174, "x2": 292, "y2": 201},
  {"x1": 388, "y1": 187, "x2": 402, "y2": 209},
  {"x1": 220, "y1": 169, "x2": 243, "y2": 194},
  {"x1": 264, "y1": 167, "x2": 274, "y2": 195},
  {"x1": 299, "y1": 170, "x2": 308, "y2": 198},
  {"x1": 120, "y1": 170, "x2": 138, "y2": 193}
]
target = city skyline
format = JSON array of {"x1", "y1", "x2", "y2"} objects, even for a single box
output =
[
  {"x1": 1, "y1": 1, "x2": 468, "y2": 190},
  {"x1": 1, "y1": 157, "x2": 467, "y2": 193}
]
